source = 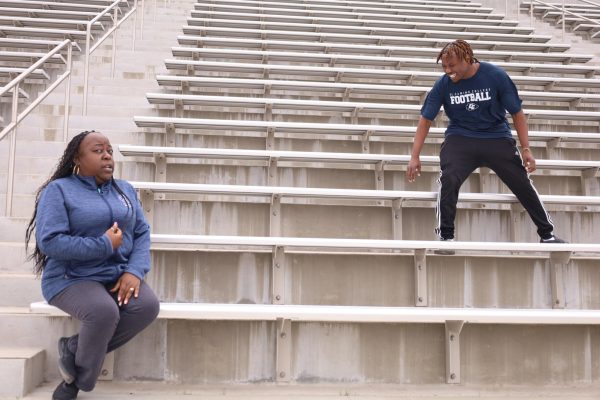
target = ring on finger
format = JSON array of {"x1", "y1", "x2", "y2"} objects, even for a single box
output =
[{"x1": 129, "y1": 287, "x2": 135, "y2": 291}]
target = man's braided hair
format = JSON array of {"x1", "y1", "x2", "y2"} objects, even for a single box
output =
[{"x1": 436, "y1": 40, "x2": 479, "y2": 65}]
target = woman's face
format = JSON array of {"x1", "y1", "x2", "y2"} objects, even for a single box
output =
[{"x1": 74, "y1": 132, "x2": 114, "y2": 185}]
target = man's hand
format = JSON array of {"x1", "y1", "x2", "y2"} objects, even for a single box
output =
[
  {"x1": 522, "y1": 149, "x2": 536, "y2": 173},
  {"x1": 407, "y1": 156, "x2": 422, "y2": 182},
  {"x1": 110, "y1": 272, "x2": 141, "y2": 306}
]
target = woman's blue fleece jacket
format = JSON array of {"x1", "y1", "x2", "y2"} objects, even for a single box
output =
[{"x1": 36, "y1": 175, "x2": 151, "y2": 302}]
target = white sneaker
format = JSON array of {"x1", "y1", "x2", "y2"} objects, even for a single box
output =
[{"x1": 434, "y1": 237, "x2": 455, "y2": 255}]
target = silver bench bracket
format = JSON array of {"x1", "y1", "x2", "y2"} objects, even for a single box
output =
[
  {"x1": 174, "y1": 98, "x2": 183, "y2": 118},
  {"x1": 509, "y1": 202, "x2": 525, "y2": 242},
  {"x1": 547, "y1": 137, "x2": 561, "y2": 160},
  {"x1": 375, "y1": 160, "x2": 385, "y2": 190},
  {"x1": 272, "y1": 246, "x2": 286, "y2": 305},
  {"x1": 154, "y1": 153, "x2": 167, "y2": 183},
  {"x1": 392, "y1": 199, "x2": 403, "y2": 240},
  {"x1": 276, "y1": 317, "x2": 292, "y2": 382},
  {"x1": 268, "y1": 157, "x2": 278, "y2": 186},
  {"x1": 550, "y1": 251, "x2": 572, "y2": 309},
  {"x1": 569, "y1": 98, "x2": 581, "y2": 110},
  {"x1": 478, "y1": 167, "x2": 492, "y2": 193},
  {"x1": 445, "y1": 320, "x2": 465, "y2": 384},
  {"x1": 139, "y1": 189, "x2": 155, "y2": 229},
  {"x1": 270, "y1": 194, "x2": 281, "y2": 237},
  {"x1": 99, "y1": 352, "x2": 114, "y2": 381},
  {"x1": 414, "y1": 249, "x2": 428, "y2": 307},
  {"x1": 165, "y1": 123, "x2": 175, "y2": 147},
  {"x1": 180, "y1": 79, "x2": 189, "y2": 95},
  {"x1": 361, "y1": 129, "x2": 372, "y2": 153},
  {"x1": 343, "y1": 87, "x2": 351, "y2": 101},
  {"x1": 266, "y1": 126, "x2": 275, "y2": 150},
  {"x1": 581, "y1": 168, "x2": 599, "y2": 196},
  {"x1": 352, "y1": 107, "x2": 362, "y2": 125}
]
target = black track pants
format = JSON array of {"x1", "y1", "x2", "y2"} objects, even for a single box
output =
[{"x1": 436, "y1": 134, "x2": 555, "y2": 240}]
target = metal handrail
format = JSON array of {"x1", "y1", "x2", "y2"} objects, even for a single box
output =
[
  {"x1": 527, "y1": 0, "x2": 600, "y2": 40},
  {"x1": 83, "y1": 0, "x2": 139, "y2": 115},
  {"x1": 579, "y1": 0, "x2": 600, "y2": 7},
  {"x1": 0, "y1": 39, "x2": 73, "y2": 217}
]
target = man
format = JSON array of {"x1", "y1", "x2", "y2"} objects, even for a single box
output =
[{"x1": 406, "y1": 40, "x2": 565, "y2": 246}]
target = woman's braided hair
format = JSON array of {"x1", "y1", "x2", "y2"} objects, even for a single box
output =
[
  {"x1": 436, "y1": 40, "x2": 479, "y2": 65},
  {"x1": 25, "y1": 130, "x2": 133, "y2": 275}
]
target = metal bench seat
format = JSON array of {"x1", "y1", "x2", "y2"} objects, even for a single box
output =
[
  {"x1": 193, "y1": 3, "x2": 519, "y2": 27},
  {"x1": 176, "y1": 36, "x2": 592, "y2": 64},
  {"x1": 181, "y1": 26, "x2": 572, "y2": 53},
  {"x1": 163, "y1": 60, "x2": 600, "y2": 89}
]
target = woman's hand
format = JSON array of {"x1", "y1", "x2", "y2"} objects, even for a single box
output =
[
  {"x1": 110, "y1": 272, "x2": 141, "y2": 306},
  {"x1": 105, "y1": 222, "x2": 122, "y2": 249}
]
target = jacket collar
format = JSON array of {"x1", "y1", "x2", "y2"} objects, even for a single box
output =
[{"x1": 71, "y1": 174, "x2": 113, "y2": 191}]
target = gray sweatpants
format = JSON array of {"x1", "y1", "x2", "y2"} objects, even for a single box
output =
[{"x1": 49, "y1": 280, "x2": 160, "y2": 391}]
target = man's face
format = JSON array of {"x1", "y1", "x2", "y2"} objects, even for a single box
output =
[{"x1": 440, "y1": 53, "x2": 472, "y2": 83}]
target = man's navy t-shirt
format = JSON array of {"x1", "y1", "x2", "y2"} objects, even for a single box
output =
[{"x1": 420, "y1": 62, "x2": 523, "y2": 139}]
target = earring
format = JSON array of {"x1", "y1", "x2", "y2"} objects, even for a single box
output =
[{"x1": 73, "y1": 164, "x2": 80, "y2": 175}]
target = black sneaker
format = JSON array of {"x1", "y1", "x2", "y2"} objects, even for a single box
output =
[
  {"x1": 540, "y1": 235, "x2": 567, "y2": 244},
  {"x1": 58, "y1": 337, "x2": 77, "y2": 385},
  {"x1": 52, "y1": 381, "x2": 79, "y2": 400},
  {"x1": 434, "y1": 237, "x2": 456, "y2": 255}
]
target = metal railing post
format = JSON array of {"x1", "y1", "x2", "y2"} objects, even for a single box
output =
[
  {"x1": 562, "y1": 0, "x2": 566, "y2": 42},
  {"x1": 63, "y1": 43, "x2": 73, "y2": 142},
  {"x1": 132, "y1": 0, "x2": 138, "y2": 49},
  {"x1": 83, "y1": 23, "x2": 92, "y2": 116},
  {"x1": 112, "y1": 6, "x2": 118, "y2": 77},
  {"x1": 5, "y1": 83, "x2": 19, "y2": 217},
  {"x1": 527, "y1": 0, "x2": 536, "y2": 27},
  {"x1": 139, "y1": 0, "x2": 144, "y2": 40}
]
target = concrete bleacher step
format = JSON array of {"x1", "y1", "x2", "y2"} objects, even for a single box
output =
[
  {"x1": 15, "y1": 382, "x2": 596, "y2": 400},
  {"x1": 0, "y1": 273, "x2": 43, "y2": 307},
  {"x1": 20, "y1": 381, "x2": 600, "y2": 399},
  {"x1": 0, "y1": 347, "x2": 44, "y2": 398},
  {"x1": 0, "y1": 242, "x2": 29, "y2": 273}
]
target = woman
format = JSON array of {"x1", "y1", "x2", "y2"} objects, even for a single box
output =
[{"x1": 25, "y1": 130, "x2": 160, "y2": 400}]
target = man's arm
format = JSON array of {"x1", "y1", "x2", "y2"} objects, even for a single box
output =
[
  {"x1": 407, "y1": 116, "x2": 433, "y2": 182},
  {"x1": 512, "y1": 110, "x2": 536, "y2": 173}
]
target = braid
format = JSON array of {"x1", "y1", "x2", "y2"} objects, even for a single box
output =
[
  {"x1": 436, "y1": 40, "x2": 479, "y2": 64},
  {"x1": 25, "y1": 130, "x2": 95, "y2": 275},
  {"x1": 112, "y1": 179, "x2": 134, "y2": 226}
]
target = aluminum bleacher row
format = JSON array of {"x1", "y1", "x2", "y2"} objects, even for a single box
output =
[
  {"x1": 193, "y1": 2, "x2": 516, "y2": 26},
  {"x1": 24, "y1": 0, "x2": 600, "y2": 388},
  {"x1": 190, "y1": 9, "x2": 536, "y2": 35},
  {"x1": 118, "y1": 144, "x2": 600, "y2": 197},
  {"x1": 181, "y1": 25, "x2": 573, "y2": 52},
  {"x1": 177, "y1": 36, "x2": 593, "y2": 64},
  {"x1": 162, "y1": 59, "x2": 600, "y2": 89},
  {"x1": 186, "y1": 17, "x2": 552, "y2": 43},
  {"x1": 171, "y1": 44, "x2": 598, "y2": 74},
  {"x1": 154, "y1": 75, "x2": 600, "y2": 104}
]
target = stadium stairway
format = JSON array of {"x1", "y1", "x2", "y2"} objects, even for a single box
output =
[{"x1": 1, "y1": 0, "x2": 600, "y2": 398}]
